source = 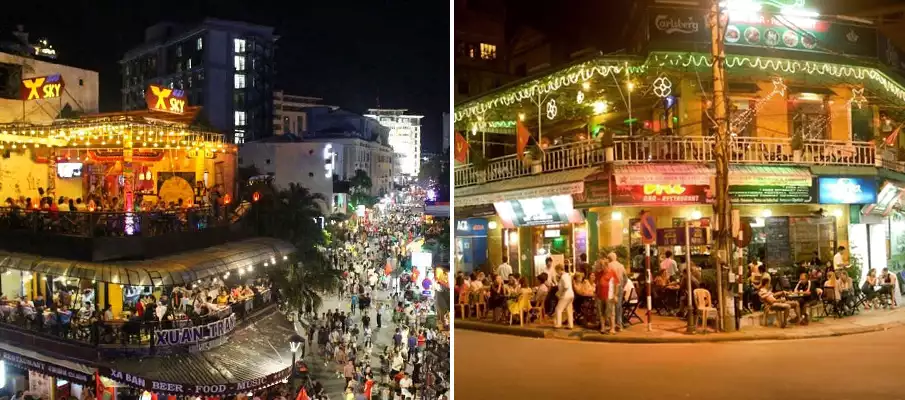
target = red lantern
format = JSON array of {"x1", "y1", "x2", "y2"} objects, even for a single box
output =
[
  {"x1": 252, "y1": 192, "x2": 261, "y2": 202},
  {"x1": 223, "y1": 194, "x2": 232, "y2": 204}
]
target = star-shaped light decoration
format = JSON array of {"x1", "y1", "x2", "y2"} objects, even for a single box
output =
[
  {"x1": 851, "y1": 87, "x2": 867, "y2": 109},
  {"x1": 771, "y1": 76, "x2": 787, "y2": 97}
]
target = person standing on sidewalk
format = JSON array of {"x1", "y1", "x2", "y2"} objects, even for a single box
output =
[
  {"x1": 496, "y1": 256, "x2": 513, "y2": 281},
  {"x1": 595, "y1": 260, "x2": 617, "y2": 334},
  {"x1": 608, "y1": 252, "x2": 627, "y2": 331},
  {"x1": 553, "y1": 264, "x2": 575, "y2": 329}
]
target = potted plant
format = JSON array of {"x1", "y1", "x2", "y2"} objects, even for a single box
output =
[
  {"x1": 601, "y1": 129, "x2": 616, "y2": 162},
  {"x1": 791, "y1": 133, "x2": 804, "y2": 162},
  {"x1": 525, "y1": 145, "x2": 544, "y2": 174}
]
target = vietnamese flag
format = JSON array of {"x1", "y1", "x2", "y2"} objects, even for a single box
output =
[
  {"x1": 295, "y1": 388, "x2": 309, "y2": 400},
  {"x1": 365, "y1": 379, "x2": 375, "y2": 399},
  {"x1": 454, "y1": 132, "x2": 469, "y2": 163},
  {"x1": 516, "y1": 120, "x2": 531, "y2": 160},
  {"x1": 95, "y1": 372, "x2": 114, "y2": 400}
]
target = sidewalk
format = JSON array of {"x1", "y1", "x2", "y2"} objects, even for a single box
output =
[{"x1": 455, "y1": 307, "x2": 905, "y2": 343}]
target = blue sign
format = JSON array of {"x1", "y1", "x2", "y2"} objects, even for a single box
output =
[
  {"x1": 818, "y1": 177, "x2": 878, "y2": 205},
  {"x1": 455, "y1": 218, "x2": 488, "y2": 236}
]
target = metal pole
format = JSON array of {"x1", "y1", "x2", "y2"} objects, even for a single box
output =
[
  {"x1": 709, "y1": 0, "x2": 731, "y2": 332},
  {"x1": 685, "y1": 220, "x2": 694, "y2": 334},
  {"x1": 645, "y1": 243, "x2": 652, "y2": 331},
  {"x1": 627, "y1": 86, "x2": 633, "y2": 136},
  {"x1": 537, "y1": 95, "x2": 543, "y2": 146},
  {"x1": 736, "y1": 232, "x2": 744, "y2": 331}
]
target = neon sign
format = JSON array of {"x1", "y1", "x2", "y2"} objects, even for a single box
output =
[
  {"x1": 613, "y1": 183, "x2": 711, "y2": 205},
  {"x1": 643, "y1": 184, "x2": 687, "y2": 196},
  {"x1": 146, "y1": 85, "x2": 187, "y2": 114},
  {"x1": 20, "y1": 74, "x2": 64, "y2": 100}
]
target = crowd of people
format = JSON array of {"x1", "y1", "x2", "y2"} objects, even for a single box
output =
[{"x1": 300, "y1": 192, "x2": 449, "y2": 400}]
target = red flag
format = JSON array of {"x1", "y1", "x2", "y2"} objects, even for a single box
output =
[
  {"x1": 885, "y1": 126, "x2": 901, "y2": 146},
  {"x1": 454, "y1": 131, "x2": 469, "y2": 163},
  {"x1": 516, "y1": 120, "x2": 531, "y2": 160},
  {"x1": 295, "y1": 388, "x2": 309, "y2": 400}
]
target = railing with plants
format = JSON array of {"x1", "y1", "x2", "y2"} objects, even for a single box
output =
[{"x1": 455, "y1": 136, "x2": 878, "y2": 188}]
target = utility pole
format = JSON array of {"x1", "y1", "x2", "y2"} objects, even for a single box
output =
[{"x1": 709, "y1": 0, "x2": 732, "y2": 332}]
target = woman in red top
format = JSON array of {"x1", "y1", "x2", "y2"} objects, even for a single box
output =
[{"x1": 595, "y1": 261, "x2": 618, "y2": 334}]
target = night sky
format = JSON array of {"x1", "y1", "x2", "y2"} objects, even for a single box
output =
[{"x1": 2, "y1": 0, "x2": 450, "y2": 152}]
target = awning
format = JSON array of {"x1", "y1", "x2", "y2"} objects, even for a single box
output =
[
  {"x1": 729, "y1": 165, "x2": 812, "y2": 186},
  {"x1": 0, "y1": 342, "x2": 94, "y2": 385},
  {"x1": 810, "y1": 165, "x2": 878, "y2": 176},
  {"x1": 613, "y1": 164, "x2": 712, "y2": 186},
  {"x1": 0, "y1": 237, "x2": 295, "y2": 286},
  {"x1": 98, "y1": 311, "x2": 295, "y2": 396},
  {"x1": 455, "y1": 167, "x2": 599, "y2": 207}
]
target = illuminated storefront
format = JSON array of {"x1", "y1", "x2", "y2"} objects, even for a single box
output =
[{"x1": 454, "y1": 218, "x2": 488, "y2": 274}]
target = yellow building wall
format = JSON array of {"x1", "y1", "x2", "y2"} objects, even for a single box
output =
[
  {"x1": 755, "y1": 81, "x2": 789, "y2": 138},
  {"x1": 107, "y1": 283, "x2": 123, "y2": 318},
  {"x1": 486, "y1": 217, "x2": 504, "y2": 269},
  {"x1": 678, "y1": 78, "x2": 705, "y2": 136},
  {"x1": 828, "y1": 87, "x2": 853, "y2": 141}
]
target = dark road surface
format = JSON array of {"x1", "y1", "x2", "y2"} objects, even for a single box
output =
[{"x1": 454, "y1": 327, "x2": 905, "y2": 400}]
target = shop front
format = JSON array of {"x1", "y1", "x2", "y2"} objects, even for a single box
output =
[
  {"x1": 0, "y1": 342, "x2": 94, "y2": 400},
  {"x1": 454, "y1": 218, "x2": 488, "y2": 274},
  {"x1": 853, "y1": 178, "x2": 905, "y2": 281}
]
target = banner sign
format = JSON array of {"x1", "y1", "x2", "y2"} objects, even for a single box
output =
[
  {"x1": 611, "y1": 183, "x2": 711, "y2": 205},
  {"x1": 455, "y1": 218, "x2": 488, "y2": 236},
  {"x1": 146, "y1": 84, "x2": 187, "y2": 114},
  {"x1": 818, "y1": 177, "x2": 878, "y2": 204},
  {"x1": 657, "y1": 227, "x2": 708, "y2": 246},
  {"x1": 572, "y1": 171, "x2": 610, "y2": 207},
  {"x1": 99, "y1": 366, "x2": 291, "y2": 396},
  {"x1": 493, "y1": 195, "x2": 583, "y2": 227},
  {"x1": 649, "y1": 6, "x2": 878, "y2": 58},
  {"x1": 729, "y1": 184, "x2": 816, "y2": 204},
  {"x1": 20, "y1": 74, "x2": 64, "y2": 100},
  {"x1": 154, "y1": 314, "x2": 236, "y2": 346},
  {"x1": 1, "y1": 350, "x2": 92, "y2": 384}
]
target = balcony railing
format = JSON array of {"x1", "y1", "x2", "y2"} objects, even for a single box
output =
[
  {"x1": 455, "y1": 136, "x2": 879, "y2": 188},
  {"x1": 0, "y1": 206, "x2": 228, "y2": 238}
]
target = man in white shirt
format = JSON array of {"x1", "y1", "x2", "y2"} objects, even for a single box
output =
[
  {"x1": 608, "y1": 252, "x2": 627, "y2": 330},
  {"x1": 660, "y1": 250, "x2": 678, "y2": 278},
  {"x1": 553, "y1": 264, "x2": 574, "y2": 329},
  {"x1": 833, "y1": 246, "x2": 848, "y2": 270},
  {"x1": 496, "y1": 256, "x2": 513, "y2": 281}
]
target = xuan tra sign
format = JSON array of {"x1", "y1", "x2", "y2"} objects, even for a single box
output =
[{"x1": 154, "y1": 314, "x2": 236, "y2": 346}]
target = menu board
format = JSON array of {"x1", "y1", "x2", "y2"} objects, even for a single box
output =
[
  {"x1": 729, "y1": 185, "x2": 816, "y2": 204},
  {"x1": 764, "y1": 217, "x2": 791, "y2": 269},
  {"x1": 790, "y1": 217, "x2": 836, "y2": 265},
  {"x1": 656, "y1": 227, "x2": 707, "y2": 246}
]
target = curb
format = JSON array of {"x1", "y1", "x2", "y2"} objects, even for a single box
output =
[{"x1": 455, "y1": 319, "x2": 905, "y2": 343}]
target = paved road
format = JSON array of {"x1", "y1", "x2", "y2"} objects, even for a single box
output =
[{"x1": 454, "y1": 327, "x2": 905, "y2": 400}]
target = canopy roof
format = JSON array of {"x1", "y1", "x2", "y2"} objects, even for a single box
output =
[{"x1": 0, "y1": 237, "x2": 295, "y2": 286}]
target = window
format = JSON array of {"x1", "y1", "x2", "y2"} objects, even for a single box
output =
[
  {"x1": 187, "y1": 58, "x2": 192, "y2": 69},
  {"x1": 235, "y1": 111, "x2": 246, "y2": 126},
  {"x1": 234, "y1": 56, "x2": 246, "y2": 71},
  {"x1": 234, "y1": 74, "x2": 246, "y2": 89},
  {"x1": 791, "y1": 99, "x2": 829, "y2": 140},
  {"x1": 78, "y1": 79, "x2": 84, "y2": 86},
  {"x1": 196, "y1": 37, "x2": 203, "y2": 50},
  {"x1": 265, "y1": 159, "x2": 271, "y2": 165},
  {"x1": 176, "y1": 45, "x2": 182, "y2": 57},
  {"x1": 457, "y1": 81, "x2": 469, "y2": 95},
  {"x1": 234, "y1": 38, "x2": 246, "y2": 53},
  {"x1": 480, "y1": 43, "x2": 497, "y2": 60},
  {"x1": 234, "y1": 130, "x2": 245, "y2": 144}
]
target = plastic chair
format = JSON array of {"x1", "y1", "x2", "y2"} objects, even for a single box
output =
[
  {"x1": 472, "y1": 290, "x2": 487, "y2": 319},
  {"x1": 693, "y1": 288, "x2": 718, "y2": 332},
  {"x1": 509, "y1": 291, "x2": 534, "y2": 326},
  {"x1": 455, "y1": 289, "x2": 470, "y2": 319}
]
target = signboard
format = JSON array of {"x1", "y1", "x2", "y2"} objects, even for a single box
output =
[
  {"x1": 455, "y1": 218, "x2": 487, "y2": 236},
  {"x1": 154, "y1": 314, "x2": 236, "y2": 346},
  {"x1": 641, "y1": 212, "x2": 656, "y2": 245},
  {"x1": 99, "y1": 366, "x2": 291, "y2": 396},
  {"x1": 493, "y1": 195, "x2": 583, "y2": 227},
  {"x1": 20, "y1": 74, "x2": 64, "y2": 100},
  {"x1": 0, "y1": 350, "x2": 91, "y2": 384},
  {"x1": 865, "y1": 182, "x2": 905, "y2": 216},
  {"x1": 649, "y1": 6, "x2": 877, "y2": 58},
  {"x1": 657, "y1": 227, "x2": 707, "y2": 246},
  {"x1": 611, "y1": 183, "x2": 711, "y2": 205},
  {"x1": 729, "y1": 184, "x2": 816, "y2": 204},
  {"x1": 818, "y1": 177, "x2": 878, "y2": 204},
  {"x1": 572, "y1": 171, "x2": 610, "y2": 207},
  {"x1": 146, "y1": 84, "x2": 187, "y2": 114}
]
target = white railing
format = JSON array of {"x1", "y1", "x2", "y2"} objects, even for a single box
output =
[{"x1": 454, "y1": 136, "x2": 878, "y2": 188}]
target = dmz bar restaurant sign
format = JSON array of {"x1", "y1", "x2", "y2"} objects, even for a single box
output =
[
  {"x1": 20, "y1": 74, "x2": 64, "y2": 100},
  {"x1": 99, "y1": 366, "x2": 291, "y2": 396},
  {"x1": 146, "y1": 84, "x2": 187, "y2": 114},
  {"x1": 0, "y1": 350, "x2": 91, "y2": 384},
  {"x1": 729, "y1": 184, "x2": 816, "y2": 204},
  {"x1": 611, "y1": 183, "x2": 711, "y2": 206},
  {"x1": 155, "y1": 313, "x2": 236, "y2": 346}
]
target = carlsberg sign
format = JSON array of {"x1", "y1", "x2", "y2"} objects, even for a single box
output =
[{"x1": 654, "y1": 14, "x2": 700, "y2": 34}]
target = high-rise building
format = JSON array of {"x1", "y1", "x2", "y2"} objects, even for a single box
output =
[
  {"x1": 442, "y1": 112, "x2": 450, "y2": 152},
  {"x1": 365, "y1": 108, "x2": 422, "y2": 177},
  {"x1": 120, "y1": 18, "x2": 276, "y2": 144},
  {"x1": 272, "y1": 91, "x2": 336, "y2": 136}
]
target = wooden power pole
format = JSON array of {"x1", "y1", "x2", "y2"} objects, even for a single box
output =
[{"x1": 709, "y1": 0, "x2": 732, "y2": 331}]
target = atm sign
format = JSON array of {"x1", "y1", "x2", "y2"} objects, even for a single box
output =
[
  {"x1": 20, "y1": 74, "x2": 64, "y2": 100},
  {"x1": 146, "y1": 84, "x2": 187, "y2": 114}
]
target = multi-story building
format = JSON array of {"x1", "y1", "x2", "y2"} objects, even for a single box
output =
[
  {"x1": 454, "y1": 0, "x2": 905, "y2": 279},
  {"x1": 0, "y1": 49, "x2": 98, "y2": 124},
  {"x1": 365, "y1": 108, "x2": 422, "y2": 178},
  {"x1": 120, "y1": 18, "x2": 276, "y2": 144},
  {"x1": 273, "y1": 91, "x2": 336, "y2": 136},
  {"x1": 442, "y1": 112, "x2": 451, "y2": 152}
]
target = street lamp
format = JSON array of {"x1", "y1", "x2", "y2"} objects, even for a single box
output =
[{"x1": 289, "y1": 334, "x2": 304, "y2": 391}]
